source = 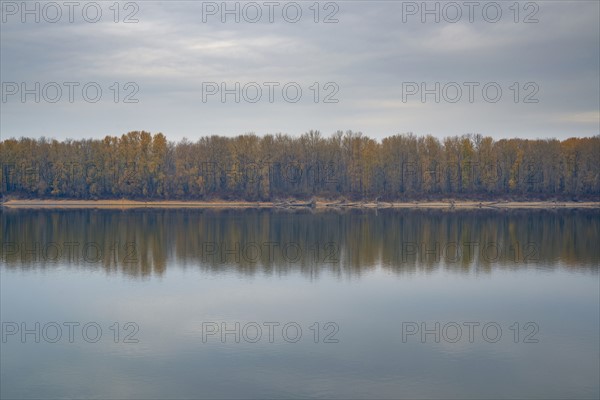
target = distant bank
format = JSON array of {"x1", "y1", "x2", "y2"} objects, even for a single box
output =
[{"x1": 3, "y1": 199, "x2": 599, "y2": 210}]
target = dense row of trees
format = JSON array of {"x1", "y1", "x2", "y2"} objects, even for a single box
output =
[{"x1": 1, "y1": 131, "x2": 598, "y2": 200}]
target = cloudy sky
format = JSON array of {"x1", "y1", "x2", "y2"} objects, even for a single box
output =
[{"x1": 1, "y1": 0, "x2": 599, "y2": 141}]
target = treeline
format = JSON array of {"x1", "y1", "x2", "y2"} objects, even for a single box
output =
[{"x1": 1, "y1": 131, "x2": 599, "y2": 200}]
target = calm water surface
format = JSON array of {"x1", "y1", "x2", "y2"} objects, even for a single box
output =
[{"x1": 1, "y1": 209, "x2": 599, "y2": 399}]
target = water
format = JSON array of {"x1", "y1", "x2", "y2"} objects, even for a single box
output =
[{"x1": 1, "y1": 208, "x2": 599, "y2": 399}]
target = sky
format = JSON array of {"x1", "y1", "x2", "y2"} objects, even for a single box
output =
[{"x1": 1, "y1": 0, "x2": 599, "y2": 142}]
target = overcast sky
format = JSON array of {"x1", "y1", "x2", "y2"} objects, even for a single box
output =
[{"x1": 1, "y1": 0, "x2": 599, "y2": 141}]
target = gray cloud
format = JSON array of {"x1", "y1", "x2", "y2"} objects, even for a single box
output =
[{"x1": 1, "y1": 0, "x2": 598, "y2": 141}]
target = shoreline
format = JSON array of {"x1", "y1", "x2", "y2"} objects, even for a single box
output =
[{"x1": 2, "y1": 199, "x2": 599, "y2": 210}]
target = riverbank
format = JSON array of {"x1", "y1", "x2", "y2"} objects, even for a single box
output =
[{"x1": 2, "y1": 199, "x2": 599, "y2": 209}]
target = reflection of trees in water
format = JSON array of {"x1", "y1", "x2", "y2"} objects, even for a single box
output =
[{"x1": 1, "y1": 209, "x2": 598, "y2": 278}]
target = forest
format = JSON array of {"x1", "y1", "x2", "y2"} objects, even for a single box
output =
[{"x1": 1, "y1": 131, "x2": 599, "y2": 201}]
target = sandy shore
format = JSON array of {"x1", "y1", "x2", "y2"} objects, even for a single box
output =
[{"x1": 2, "y1": 199, "x2": 599, "y2": 210}]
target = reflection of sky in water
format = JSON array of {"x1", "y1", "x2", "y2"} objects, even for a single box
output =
[
  {"x1": 2, "y1": 263, "x2": 599, "y2": 398},
  {"x1": 1, "y1": 210, "x2": 599, "y2": 399}
]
